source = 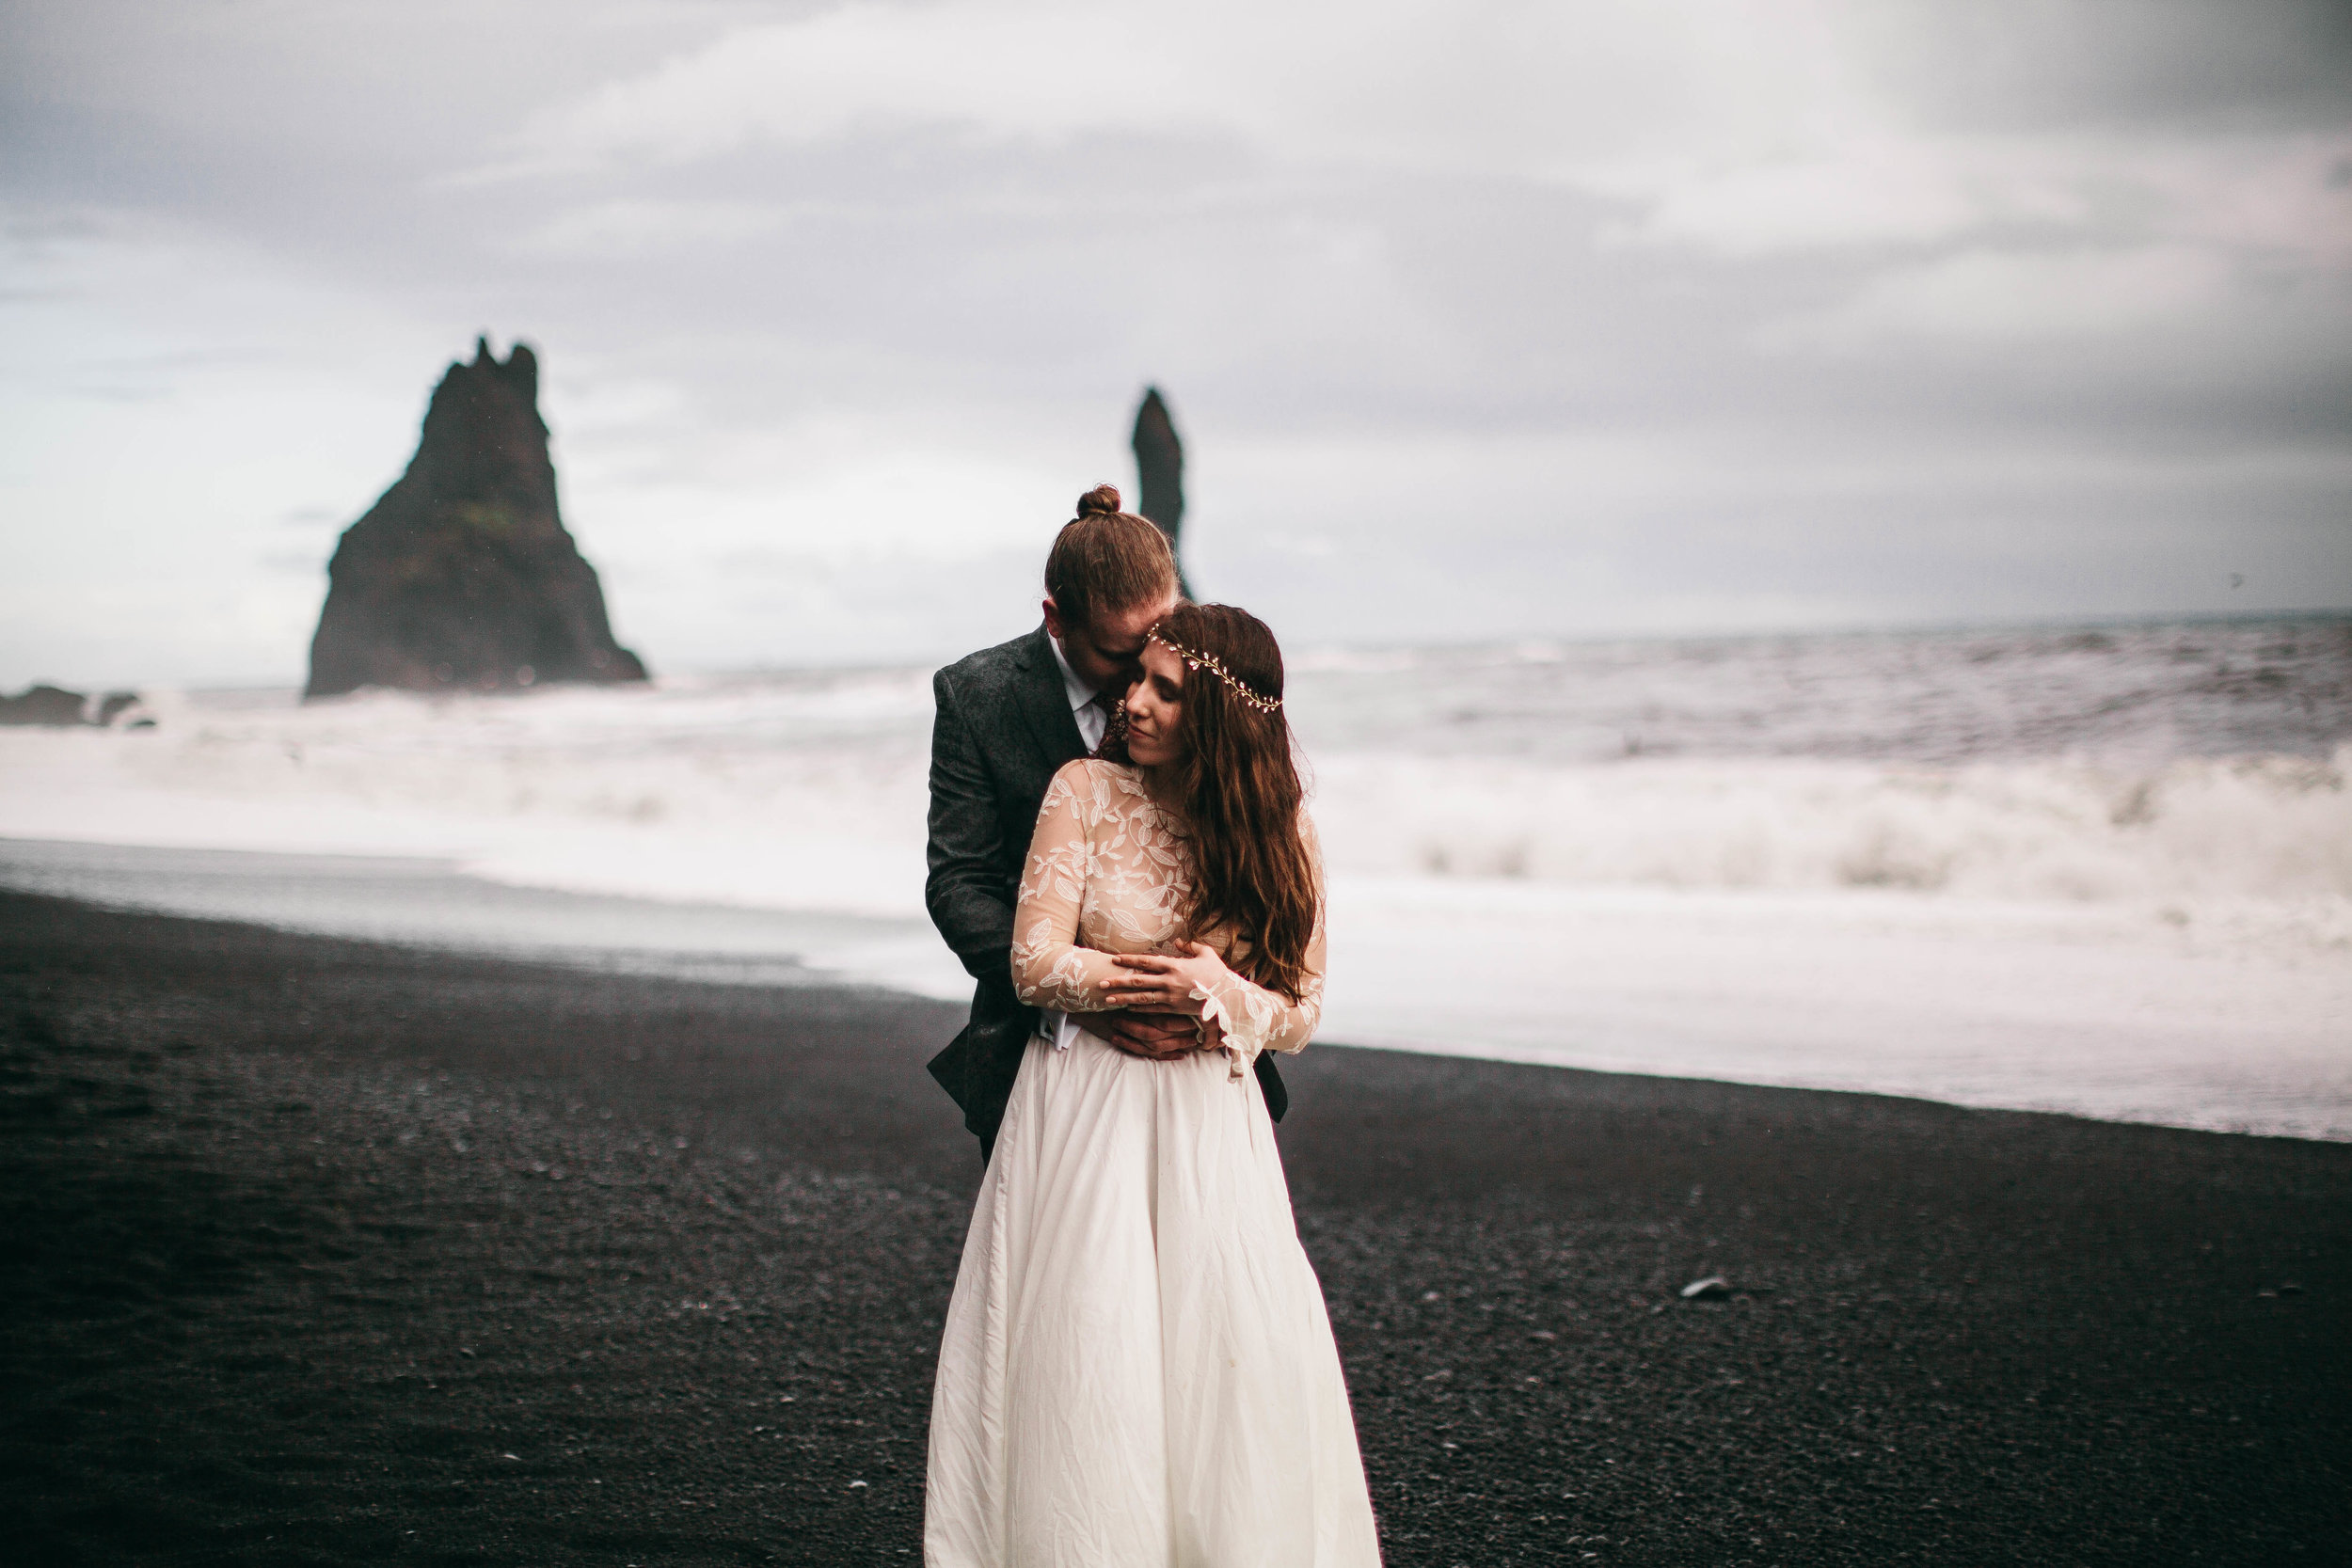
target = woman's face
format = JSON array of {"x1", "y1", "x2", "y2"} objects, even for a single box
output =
[{"x1": 1122, "y1": 639, "x2": 1187, "y2": 768}]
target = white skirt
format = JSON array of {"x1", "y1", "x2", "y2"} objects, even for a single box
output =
[{"x1": 923, "y1": 1026, "x2": 1383, "y2": 1568}]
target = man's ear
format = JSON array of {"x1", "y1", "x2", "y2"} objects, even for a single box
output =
[{"x1": 1041, "y1": 598, "x2": 1066, "y2": 641}]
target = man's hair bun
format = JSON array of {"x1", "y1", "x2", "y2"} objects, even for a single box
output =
[{"x1": 1046, "y1": 483, "x2": 1177, "y2": 630}]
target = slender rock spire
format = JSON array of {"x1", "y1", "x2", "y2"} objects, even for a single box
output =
[{"x1": 1130, "y1": 386, "x2": 1192, "y2": 598}]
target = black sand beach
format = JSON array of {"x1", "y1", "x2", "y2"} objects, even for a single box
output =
[{"x1": 4, "y1": 888, "x2": 2345, "y2": 1565}]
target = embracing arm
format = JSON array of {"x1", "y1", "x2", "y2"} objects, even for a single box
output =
[
  {"x1": 1104, "y1": 927, "x2": 1323, "y2": 1077},
  {"x1": 1009, "y1": 767, "x2": 1134, "y2": 1011},
  {"x1": 925, "y1": 672, "x2": 1019, "y2": 984},
  {"x1": 1192, "y1": 917, "x2": 1325, "y2": 1064},
  {"x1": 1103, "y1": 815, "x2": 1327, "y2": 1075}
]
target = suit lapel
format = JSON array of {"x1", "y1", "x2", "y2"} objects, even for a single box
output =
[{"x1": 1012, "y1": 623, "x2": 1088, "y2": 768}]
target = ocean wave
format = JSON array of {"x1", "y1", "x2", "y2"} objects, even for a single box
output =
[
  {"x1": 1309, "y1": 748, "x2": 2352, "y2": 904},
  {"x1": 6, "y1": 657, "x2": 2341, "y2": 1140},
  {"x1": 2, "y1": 680, "x2": 2344, "y2": 924}
]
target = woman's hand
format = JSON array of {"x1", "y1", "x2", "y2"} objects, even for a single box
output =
[{"x1": 1102, "y1": 942, "x2": 1232, "y2": 1016}]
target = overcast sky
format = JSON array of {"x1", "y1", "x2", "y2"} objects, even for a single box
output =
[{"x1": 4, "y1": 0, "x2": 2348, "y2": 686}]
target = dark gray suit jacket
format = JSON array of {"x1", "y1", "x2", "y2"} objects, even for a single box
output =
[{"x1": 924, "y1": 623, "x2": 1286, "y2": 1157}]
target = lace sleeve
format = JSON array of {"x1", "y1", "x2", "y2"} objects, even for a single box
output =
[
  {"x1": 1190, "y1": 811, "x2": 1327, "y2": 1075},
  {"x1": 1009, "y1": 762, "x2": 1132, "y2": 1012}
]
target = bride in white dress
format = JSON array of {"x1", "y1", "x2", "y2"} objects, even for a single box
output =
[{"x1": 924, "y1": 603, "x2": 1382, "y2": 1568}]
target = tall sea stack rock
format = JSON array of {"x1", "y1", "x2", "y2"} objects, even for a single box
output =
[
  {"x1": 1130, "y1": 386, "x2": 1193, "y2": 598},
  {"x1": 305, "y1": 338, "x2": 646, "y2": 699}
]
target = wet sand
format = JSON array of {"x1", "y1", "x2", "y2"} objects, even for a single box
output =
[{"x1": 3, "y1": 890, "x2": 2345, "y2": 1565}]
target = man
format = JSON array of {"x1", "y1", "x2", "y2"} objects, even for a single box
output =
[{"x1": 924, "y1": 488, "x2": 1288, "y2": 1161}]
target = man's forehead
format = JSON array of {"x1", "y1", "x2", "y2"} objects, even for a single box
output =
[{"x1": 1093, "y1": 602, "x2": 1173, "y2": 649}]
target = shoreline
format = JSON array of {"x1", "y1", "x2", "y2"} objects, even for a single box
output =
[
  {"x1": 4, "y1": 890, "x2": 2347, "y2": 1564},
  {"x1": 6, "y1": 833, "x2": 2345, "y2": 1145}
]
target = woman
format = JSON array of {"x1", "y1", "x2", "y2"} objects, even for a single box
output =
[{"x1": 924, "y1": 603, "x2": 1381, "y2": 1568}]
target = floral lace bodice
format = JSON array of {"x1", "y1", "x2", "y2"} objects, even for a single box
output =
[{"x1": 1011, "y1": 759, "x2": 1326, "y2": 1076}]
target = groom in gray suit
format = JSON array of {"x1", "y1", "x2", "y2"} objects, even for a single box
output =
[{"x1": 924, "y1": 488, "x2": 1287, "y2": 1162}]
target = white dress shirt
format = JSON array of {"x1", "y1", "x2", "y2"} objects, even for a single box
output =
[{"x1": 1047, "y1": 631, "x2": 1109, "y2": 752}]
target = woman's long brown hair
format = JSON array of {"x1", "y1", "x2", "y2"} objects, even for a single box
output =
[{"x1": 1148, "y1": 603, "x2": 1318, "y2": 1004}]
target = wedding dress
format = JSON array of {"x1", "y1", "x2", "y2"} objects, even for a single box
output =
[{"x1": 924, "y1": 759, "x2": 1382, "y2": 1568}]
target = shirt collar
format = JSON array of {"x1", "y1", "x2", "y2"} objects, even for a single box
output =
[{"x1": 1045, "y1": 630, "x2": 1095, "y2": 713}]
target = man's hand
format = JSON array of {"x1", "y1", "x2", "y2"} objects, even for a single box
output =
[
  {"x1": 1103, "y1": 942, "x2": 1232, "y2": 1014},
  {"x1": 1098, "y1": 1009, "x2": 1214, "y2": 1061}
]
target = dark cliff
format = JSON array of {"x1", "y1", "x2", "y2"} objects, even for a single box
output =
[
  {"x1": 0, "y1": 686, "x2": 142, "y2": 727},
  {"x1": 305, "y1": 338, "x2": 646, "y2": 699}
]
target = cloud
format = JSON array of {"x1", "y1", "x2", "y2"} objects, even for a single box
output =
[
  {"x1": 1761, "y1": 244, "x2": 2233, "y2": 350},
  {"x1": 483, "y1": 4, "x2": 1206, "y2": 177},
  {"x1": 1609, "y1": 130, "x2": 2352, "y2": 259},
  {"x1": 1, "y1": 0, "x2": 2346, "y2": 687},
  {"x1": 1855, "y1": 0, "x2": 2352, "y2": 135},
  {"x1": 482, "y1": 0, "x2": 1862, "y2": 185},
  {"x1": 504, "y1": 198, "x2": 794, "y2": 258}
]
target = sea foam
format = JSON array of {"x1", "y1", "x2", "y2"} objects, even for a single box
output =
[
  {"x1": 5, "y1": 671, "x2": 2343, "y2": 923},
  {"x1": 2, "y1": 618, "x2": 2346, "y2": 1138}
]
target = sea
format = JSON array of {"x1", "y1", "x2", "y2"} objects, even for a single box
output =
[{"x1": 5, "y1": 613, "x2": 2347, "y2": 1139}]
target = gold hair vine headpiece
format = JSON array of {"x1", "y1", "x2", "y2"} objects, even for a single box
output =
[{"x1": 1149, "y1": 632, "x2": 1283, "y2": 713}]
